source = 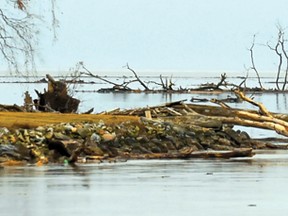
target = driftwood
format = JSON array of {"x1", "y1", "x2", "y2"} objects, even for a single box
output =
[
  {"x1": 99, "y1": 91, "x2": 288, "y2": 138},
  {"x1": 189, "y1": 148, "x2": 254, "y2": 159},
  {"x1": 0, "y1": 104, "x2": 23, "y2": 112},
  {"x1": 81, "y1": 148, "x2": 254, "y2": 160},
  {"x1": 128, "y1": 147, "x2": 194, "y2": 159},
  {"x1": 192, "y1": 73, "x2": 228, "y2": 91},
  {"x1": 34, "y1": 74, "x2": 80, "y2": 113}
]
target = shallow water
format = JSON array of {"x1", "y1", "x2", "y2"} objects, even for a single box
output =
[
  {"x1": 1, "y1": 150, "x2": 288, "y2": 216},
  {"x1": 1, "y1": 76, "x2": 288, "y2": 215},
  {"x1": 1, "y1": 75, "x2": 287, "y2": 139}
]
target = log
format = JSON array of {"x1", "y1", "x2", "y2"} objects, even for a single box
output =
[
  {"x1": 189, "y1": 148, "x2": 255, "y2": 159},
  {"x1": 98, "y1": 93, "x2": 288, "y2": 138},
  {"x1": 0, "y1": 104, "x2": 23, "y2": 112},
  {"x1": 128, "y1": 147, "x2": 194, "y2": 159},
  {"x1": 127, "y1": 148, "x2": 254, "y2": 159},
  {"x1": 234, "y1": 89, "x2": 272, "y2": 117}
]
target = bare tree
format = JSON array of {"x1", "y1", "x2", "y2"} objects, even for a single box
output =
[
  {"x1": 267, "y1": 25, "x2": 288, "y2": 90},
  {"x1": 247, "y1": 27, "x2": 288, "y2": 91},
  {"x1": 248, "y1": 34, "x2": 263, "y2": 89},
  {"x1": 0, "y1": 0, "x2": 57, "y2": 74}
]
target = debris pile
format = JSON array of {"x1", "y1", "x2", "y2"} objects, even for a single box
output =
[{"x1": 0, "y1": 112, "x2": 285, "y2": 166}]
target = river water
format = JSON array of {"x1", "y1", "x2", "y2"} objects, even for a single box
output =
[
  {"x1": 1, "y1": 150, "x2": 288, "y2": 216},
  {"x1": 1, "y1": 75, "x2": 288, "y2": 215}
]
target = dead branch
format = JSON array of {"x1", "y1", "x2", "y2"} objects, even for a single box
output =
[
  {"x1": 216, "y1": 73, "x2": 227, "y2": 89},
  {"x1": 248, "y1": 35, "x2": 263, "y2": 89},
  {"x1": 279, "y1": 28, "x2": 288, "y2": 90},
  {"x1": 267, "y1": 30, "x2": 283, "y2": 90},
  {"x1": 145, "y1": 75, "x2": 174, "y2": 91},
  {"x1": 210, "y1": 99, "x2": 231, "y2": 109},
  {"x1": 101, "y1": 91, "x2": 288, "y2": 137},
  {"x1": 160, "y1": 75, "x2": 174, "y2": 90},
  {"x1": 0, "y1": 1, "x2": 57, "y2": 74},
  {"x1": 125, "y1": 63, "x2": 150, "y2": 91},
  {"x1": 234, "y1": 89, "x2": 272, "y2": 117},
  {"x1": 78, "y1": 62, "x2": 133, "y2": 91},
  {"x1": 0, "y1": 8, "x2": 36, "y2": 73},
  {"x1": 194, "y1": 73, "x2": 228, "y2": 91}
]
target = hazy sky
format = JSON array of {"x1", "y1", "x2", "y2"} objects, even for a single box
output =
[{"x1": 4, "y1": 0, "x2": 288, "y2": 76}]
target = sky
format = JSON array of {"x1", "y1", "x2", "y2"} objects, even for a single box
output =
[{"x1": 3, "y1": 0, "x2": 288, "y2": 76}]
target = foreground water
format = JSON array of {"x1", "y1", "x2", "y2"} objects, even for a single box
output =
[{"x1": 1, "y1": 150, "x2": 288, "y2": 216}]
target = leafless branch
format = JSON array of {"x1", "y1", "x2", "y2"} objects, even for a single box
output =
[
  {"x1": 125, "y1": 63, "x2": 150, "y2": 91},
  {"x1": 248, "y1": 34, "x2": 263, "y2": 89},
  {"x1": 279, "y1": 29, "x2": 288, "y2": 90},
  {"x1": 145, "y1": 75, "x2": 175, "y2": 91},
  {"x1": 267, "y1": 29, "x2": 284, "y2": 90},
  {"x1": 76, "y1": 62, "x2": 133, "y2": 91},
  {"x1": 0, "y1": 2, "x2": 37, "y2": 74},
  {"x1": 0, "y1": 0, "x2": 58, "y2": 74}
]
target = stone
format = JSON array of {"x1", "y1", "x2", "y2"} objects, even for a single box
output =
[{"x1": 102, "y1": 132, "x2": 116, "y2": 142}]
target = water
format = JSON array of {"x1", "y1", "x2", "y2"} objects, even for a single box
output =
[
  {"x1": 1, "y1": 75, "x2": 288, "y2": 215},
  {"x1": 1, "y1": 150, "x2": 288, "y2": 216},
  {"x1": 1, "y1": 75, "x2": 287, "y2": 113},
  {"x1": 1, "y1": 75, "x2": 287, "y2": 138}
]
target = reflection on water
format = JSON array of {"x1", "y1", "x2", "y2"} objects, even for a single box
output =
[{"x1": 1, "y1": 151, "x2": 288, "y2": 216}]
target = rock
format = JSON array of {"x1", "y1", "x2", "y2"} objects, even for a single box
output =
[
  {"x1": 101, "y1": 132, "x2": 116, "y2": 142},
  {"x1": 0, "y1": 111, "x2": 264, "y2": 164},
  {"x1": 46, "y1": 139, "x2": 71, "y2": 157},
  {"x1": 64, "y1": 124, "x2": 77, "y2": 133},
  {"x1": 77, "y1": 128, "x2": 91, "y2": 138},
  {"x1": 54, "y1": 132, "x2": 71, "y2": 140},
  {"x1": 0, "y1": 128, "x2": 9, "y2": 138},
  {"x1": 0, "y1": 144, "x2": 29, "y2": 161},
  {"x1": 45, "y1": 127, "x2": 54, "y2": 139},
  {"x1": 90, "y1": 133, "x2": 101, "y2": 143}
]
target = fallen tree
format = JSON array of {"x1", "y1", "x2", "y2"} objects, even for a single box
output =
[{"x1": 100, "y1": 90, "x2": 288, "y2": 138}]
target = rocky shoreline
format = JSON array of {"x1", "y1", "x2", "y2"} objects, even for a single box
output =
[{"x1": 0, "y1": 112, "x2": 286, "y2": 166}]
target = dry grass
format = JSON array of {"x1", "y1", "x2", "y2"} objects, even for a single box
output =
[{"x1": 0, "y1": 112, "x2": 140, "y2": 130}]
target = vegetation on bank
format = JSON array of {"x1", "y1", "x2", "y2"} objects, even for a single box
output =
[{"x1": 0, "y1": 112, "x2": 139, "y2": 130}]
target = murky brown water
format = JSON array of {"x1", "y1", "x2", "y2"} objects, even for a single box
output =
[{"x1": 1, "y1": 150, "x2": 288, "y2": 216}]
